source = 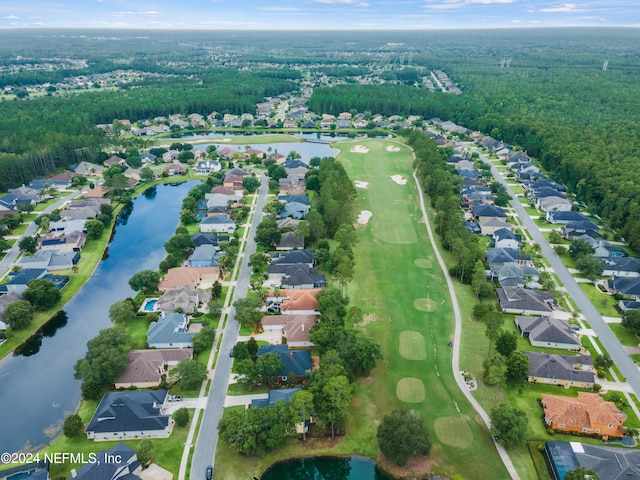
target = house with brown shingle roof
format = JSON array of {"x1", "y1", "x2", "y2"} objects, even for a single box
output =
[
  {"x1": 261, "y1": 314, "x2": 318, "y2": 348},
  {"x1": 210, "y1": 186, "x2": 236, "y2": 196},
  {"x1": 158, "y1": 267, "x2": 219, "y2": 291},
  {"x1": 269, "y1": 288, "x2": 322, "y2": 315},
  {"x1": 114, "y1": 349, "x2": 193, "y2": 389},
  {"x1": 542, "y1": 392, "x2": 625, "y2": 439}
]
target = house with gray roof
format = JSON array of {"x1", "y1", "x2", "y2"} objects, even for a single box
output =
[
  {"x1": 19, "y1": 249, "x2": 80, "y2": 271},
  {"x1": 546, "y1": 441, "x2": 640, "y2": 480},
  {"x1": 199, "y1": 214, "x2": 235, "y2": 234},
  {"x1": 188, "y1": 244, "x2": 223, "y2": 267},
  {"x1": 49, "y1": 219, "x2": 87, "y2": 235},
  {"x1": 190, "y1": 233, "x2": 227, "y2": 247},
  {"x1": 497, "y1": 287, "x2": 555, "y2": 315},
  {"x1": 269, "y1": 250, "x2": 314, "y2": 273},
  {"x1": 5, "y1": 268, "x2": 48, "y2": 293},
  {"x1": 278, "y1": 263, "x2": 326, "y2": 289},
  {"x1": 69, "y1": 443, "x2": 141, "y2": 480},
  {"x1": 516, "y1": 316, "x2": 580, "y2": 350},
  {"x1": 85, "y1": 390, "x2": 171, "y2": 440},
  {"x1": 257, "y1": 345, "x2": 312, "y2": 381},
  {"x1": 491, "y1": 263, "x2": 540, "y2": 288},
  {"x1": 0, "y1": 291, "x2": 22, "y2": 330},
  {"x1": 74, "y1": 161, "x2": 104, "y2": 175},
  {"x1": 471, "y1": 204, "x2": 507, "y2": 221},
  {"x1": 524, "y1": 351, "x2": 594, "y2": 388},
  {"x1": 562, "y1": 220, "x2": 600, "y2": 240},
  {"x1": 493, "y1": 228, "x2": 521, "y2": 250},
  {"x1": 602, "y1": 257, "x2": 640, "y2": 278},
  {"x1": 251, "y1": 388, "x2": 302, "y2": 408},
  {"x1": 194, "y1": 160, "x2": 221, "y2": 175},
  {"x1": 276, "y1": 232, "x2": 304, "y2": 251},
  {"x1": 608, "y1": 276, "x2": 640, "y2": 300},
  {"x1": 546, "y1": 211, "x2": 590, "y2": 224},
  {"x1": 146, "y1": 312, "x2": 194, "y2": 349},
  {"x1": 156, "y1": 285, "x2": 210, "y2": 314},
  {"x1": 205, "y1": 193, "x2": 242, "y2": 209},
  {"x1": 479, "y1": 218, "x2": 513, "y2": 236}
]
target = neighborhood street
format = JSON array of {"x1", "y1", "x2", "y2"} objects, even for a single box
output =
[
  {"x1": 189, "y1": 172, "x2": 269, "y2": 480},
  {"x1": 472, "y1": 146, "x2": 640, "y2": 399}
]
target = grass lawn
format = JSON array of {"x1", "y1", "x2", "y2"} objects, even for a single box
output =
[
  {"x1": 578, "y1": 283, "x2": 620, "y2": 318},
  {"x1": 608, "y1": 323, "x2": 639, "y2": 347}
]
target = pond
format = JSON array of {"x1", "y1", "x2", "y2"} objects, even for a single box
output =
[
  {"x1": 260, "y1": 456, "x2": 394, "y2": 480},
  {"x1": 0, "y1": 182, "x2": 197, "y2": 453}
]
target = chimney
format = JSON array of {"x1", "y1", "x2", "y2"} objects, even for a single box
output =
[
  {"x1": 301, "y1": 324, "x2": 304, "y2": 332},
  {"x1": 290, "y1": 352, "x2": 293, "y2": 361},
  {"x1": 71, "y1": 469, "x2": 78, "y2": 478}
]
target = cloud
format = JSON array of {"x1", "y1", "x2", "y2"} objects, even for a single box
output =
[
  {"x1": 259, "y1": 6, "x2": 301, "y2": 11},
  {"x1": 358, "y1": 2, "x2": 371, "y2": 6},
  {"x1": 539, "y1": 3, "x2": 586, "y2": 13},
  {"x1": 112, "y1": 11, "x2": 134, "y2": 17},
  {"x1": 4, "y1": 15, "x2": 20, "y2": 20},
  {"x1": 111, "y1": 10, "x2": 160, "y2": 17}
]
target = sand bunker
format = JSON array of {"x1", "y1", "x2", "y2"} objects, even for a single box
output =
[
  {"x1": 396, "y1": 378, "x2": 425, "y2": 403},
  {"x1": 350, "y1": 145, "x2": 369, "y2": 154},
  {"x1": 213, "y1": 138, "x2": 231, "y2": 142},
  {"x1": 391, "y1": 175, "x2": 407, "y2": 185},
  {"x1": 386, "y1": 145, "x2": 401, "y2": 152},
  {"x1": 354, "y1": 180, "x2": 369, "y2": 189},
  {"x1": 357, "y1": 210, "x2": 373, "y2": 225}
]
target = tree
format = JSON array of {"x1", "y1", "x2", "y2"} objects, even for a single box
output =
[
  {"x1": 564, "y1": 467, "x2": 599, "y2": 480},
  {"x1": 108, "y1": 300, "x2": 135, "y2": 324},
  {"x1": 337, "y1": 329, "x2": 383, "y2": 376},
  {"x1": 211, "y1": 280, "x2": 223, "y2": 301},
  {"x1": 495, "y1": 331, "x2": 518, "y2": 357},
  {"x1": 594, "y1": 354, "x2": 613, "y2": 370},
  {"x1": 233, "y1": 297, "x2": 262, "y2": 329},
  {"x1": 4, "y1": 300, "x2": 34, "y2": 330},
  {"x1": 471, "y1": 260, "x2": 494, "y2": 299},
  {"x1": 290, "y1": 390, "x2": 315, "y2": 441},
  {"x1": 173, "y1": 408, "x2": 190, "y2": 428},
  {"x1": 74, "y1": 326, "x2": 129, "y2": 400},
  {"x1": 164, "y1": 233, "x2": 194, "y2": 258},
  {"x1": 175, "y1": 358, "x2": 207, "y2": 390},
  {"x1": 575, "y1": 255, "x2": 604, "y2": 282},
  {"x1": 23, "y1": 278, "x2": 61, "y2": 310},
  {"x1": 0, "y1": 237, "x2": 11, "y2": 253},
  {"x1": 257, "y1": 352, "x2": 284, "y2": 386},
  {"x1": 248, "y1": 252, "x2": 270, "y2": 274},
  {"x1": 622, "y1": 309, "x2": 640, "y2": 332},
  {"x1": 490, "y1": 404, "x2": 528, "y2": 448},
  {"x1": 140, "y1": 166, "x2": 155, "y2": 181},
  {"x1": 323, "y1": 375, "x2": 353, "y2": 438},
  {"x1": 85, "y1": 219, "x2": 105, "y2": 240},
  {"x1": 128, "y1": 269, "x2": 160, "y2": 293},
  {"x1": 137, "y1": 439, "x2": 154, "y2": 466},
  {"x1": 192, "y1": 327, "x2": 216, "y2": 355},
  {"x1": 242, "y1": 176, "x2": 260, "y2": 193},
  {"x1": 346, "y1": 306, "x2": 363, "y2": 325},
  {"x1": 505, "y1": 351, "x2": 530, "y2": 384},
  {"x1": 62, "y1": 414, "x2": 84, "y2": 438},
  {"x1": 569, "y1": 238, "x2": 595, "y2": 260},
  {"x1": 235, "y1": 358, "x2": 260, "y2": 391},
  {"x1": 178, "y1": 150, "x2": 195, "y2": 163},
  {"x1": 548, "y1": 230, "x2": 564, "y2": 244},
  {"x1": 207, "y1": 300, "x2": 223, "y2": 317},
  {"x1": 247, "y1": 337, "x2": 259, "y2": 357},
  {"x1": 232, "y1": 341, "x2": 250, "y2": 361},
  {"x1": 255, "y1": 217, "x2": 281, "y2": 250},
  {"x1": 18, "y1": 236, "x2": 38, "y2": 254},
  {"x1": 485, "y1": 311, "x2": 504, "y2": 356},
  {"x1": 377, "y1": 410, "x2": 431, "y2": 466}
]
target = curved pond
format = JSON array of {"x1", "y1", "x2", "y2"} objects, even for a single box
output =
[
  {"x1": 0, "y1": 182, "x2": 197, "y2": 453},
  {"x1": 261, "y1": 456, "x2": 394, "y2": 480}
]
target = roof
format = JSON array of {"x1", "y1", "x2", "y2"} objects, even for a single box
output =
[
  {"x1": 479, "y1": 218, "x2": 512, "y2": 229},
  {"x1": 225, "y1": 168, "x2": 249, "y2": 177},
  {"x1": 280, "y1": 263, "x2": 325, "y2": 288},
  {"x1": 190, "y1": 233, "x2": 223, "y2": 246},
  {"x1": 602, "y1": 257, "x2": 640, "y2": 274},
  {"x1": 0, "y1": 291, "x2": 22, "y2": 324},
  {"x1": 548, "y1": 441, "x2": 640, "y2": 480},
  {"x1": 201, "y1": 214, "x2": 234, "y2": 225},
  {"x1": 517, "y1": 316, "x2": 578, "y2": 346},
  {"x1": 609, "y1": 276, "x2": 640, "y2": 296},
  {"x1": 565, "y1": 220, "x2": 599, "y2": 231},
  {"x1": 157, "y1": 285, "x2": 211, "y2": 314},
  {"x1": 251, "y1": 388, "x2": 302, "y2": 408},
  {"x1": 86, "y1": 390, "x2": 170, "y2": 434},
  {"x1": 72, "y1": 442, "x2": 140, "y2": 480},
  {"x1": 146, "y1": 312, "x2": 194, "y2": 346},
  {"x1": 189, "y1": 244, "x2": 217, "y2": 262},
  {"x1": 497, "y1": 287, "x2": 554, "y2": 313},
  {"x1": 257, "y1": 345, "x2": 312, "y2": 377},
  {"x1": 277, "y1": 231, "x2": 304, "y2": 250},
  {"x1": 542, "y1": 392, "x2": 625, "y2": 433},
  {"x1": 493, "y1": 228, "x2": 521, "y2": 243},
  {"x1": 7, "y1": 268, "x2": 47, "y2": 285},
  {"x1": 278, "y1": 194, "x2": 311, "y2": 206},
  {"x1": 115, "y1": 349, "x2": 193, "y2": 385},
  {"x1": 210, "y1": 186, "x2": 236, "y2": 195},
  {"x1": 272, "y1": 250, "x2": 314, "y2": 266},
  {"x1": 471, "y1": 204, "x2": 507, "y2": 218},
  {"x1": 525, "y1": 351, "x2": 594, "y2": 383},
  {"x1": 158, "y1": 266, "x2": 219, "y2": 291},
  {"x1": 547, "y1": 211, "x2": 589, "y2": 223},
  {"x1": 272, "y1": 288, "x2": 322, "y2": 313}
]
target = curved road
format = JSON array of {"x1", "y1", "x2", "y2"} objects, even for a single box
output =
[
  {"x1": 190, "y1": 172, "x2": 269, "y2": 480},
  {"x1": 470, "y1": 147, "x2": 640, "y2": 399}
]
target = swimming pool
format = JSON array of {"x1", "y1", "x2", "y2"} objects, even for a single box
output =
[{"x1": 141, "y1": 298, "x2": 157, "y2": 312}]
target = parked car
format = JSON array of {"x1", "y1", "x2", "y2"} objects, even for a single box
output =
[
  {"x1": 168, "y1": 395, "x2": 182, "y2": 402},
  {"x1": 205, "y1": 465, "x2": 212, "y2": 480},
  {"x1": 229, "y1": 348, "x2": 234, "y2": 357}
]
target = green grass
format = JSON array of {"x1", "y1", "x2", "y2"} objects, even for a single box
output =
[
  {"x1": 578, "y1": 283, "x2": 620, "y2": 317},
  {"x1": 608, "y1": 323, "x2": 639, "y2": 347},
  {"x1": 227, "y1": 383, "x2": 270, "y2": 395},
  {"x1": 10, "y1": 222, "x2": 29, "y2": 236}
]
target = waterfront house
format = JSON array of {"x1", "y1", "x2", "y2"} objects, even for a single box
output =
[{"x1": 146, "y1": 312, "x2": 194, "y2": 349}]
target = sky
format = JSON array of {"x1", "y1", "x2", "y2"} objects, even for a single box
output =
[{"x1": 1, "y1": 0, "x2": 639, "y2": 30}]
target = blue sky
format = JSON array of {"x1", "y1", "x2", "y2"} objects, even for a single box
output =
[{"x1": 1, "y1": 0, "x2": 639, "y2": 29}]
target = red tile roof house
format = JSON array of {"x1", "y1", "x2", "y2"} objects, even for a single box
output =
[
  {"x1": 542, "y1": 392, "x2": 625, "y2": 440},
  {"x1": 261, "y1": 314, "x2": 318, "y2": 349}
]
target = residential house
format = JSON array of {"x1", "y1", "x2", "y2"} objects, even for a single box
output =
[
  {"x1": 471, "y1": 204, "x2": 507, "y2": 221},
  {"x1": 199, "y1": 214, "x2": 235, "y2": 234},
  {"x1": 0, "y1": 187, "x2": 43, "y2": 212},
  {"x1": 269, "y1": 250, "x2": 314, "y2": 273},
  {"x1": 257, "y1": 345, "x2": 313, "y2": 381},
  {"x1": 602, "y1": 257, "x2": 640, "y2": 278},
  {"x1": 525, "y1": 179, "x2": 567, "y2": 193},
  {"x1": 507, "y1": 150, "x2": 530, "y2": 164},
  {"x1": 140, "y1": 153, "x2": 157, "y2": 164},
  {"x1": 497, "y1": 287, "x2": 555, "y2": 315},
  {"x1": 68, "y1": 443, "x2": 142, "y2": 480},
  {"x1": 524, "y1": 351, "x2": 595, "y2": 388},
  {"x1": 251, "y1": 388, "x2": 302, "y2": 408},
  {"x1": 146, "y1": 312, "x2": 194, "y2": 349},
  {"x1": 276, "y1": 231, "x2": 304, "y2": 251},
  {"x1": 269, "y1": 288, "x2": 322, "y2": 315},
  {"x1": 156, "y1": 285, "x2": 211, "y2": 314},
  {"x1": 158, "y1": 267, "x2": 219, "y2": 291},
  {"x1": 162, "y1": 150, "x2": 180, "y2": 163},
  {"x1": 38, "y1": 231, "x2": 86, "y2": 253},
  {"x1": 546, "y1": 211, "x2": 590, "y2": 224},
  {"x1": 194, "y1": 160, "x2": 221, "y2": 175},
  {"x1": 277, "y1": 218, "x2": 302, "y2": 231},
  {"x1": 546, "y1": 441, "x2": 640, "y2": 480},
  {"x1": 542, "y1": 392, "x2": 625, "y2": 439},
  {"x1": 485, "y1": 248, "x2": 534, "y2": 269},
  {"x1": 19, "y1": 250, "x2": 80, "y2": 271},
  {"x1": 222, "y1": 174, "x2": 244, "y2": 194},
  {"x1": 188, "y1": 244, "x2": 223, "y2": 267},
  {"x1": 278, "y1": 194, "x2": 311, "y2": 220},
  {"x1": 58, "y1": 207, "x2": 97, "y2": 221},
  {"x1": 82, "y1": 185, "x2": 108, "y2": 199},
  {"x1": 261, "y1": 314, "x2": 318, "y2": 348},
  {"x1": 562, "y1": 220, "x2": 601, "y2": 241},
  {"x1": 516, "y1": 316, "x2": 580, "y2": 350},
  {"x1": 165, "y1": 163, "x2": 186, "y2": 176},
  {"x1": 210, "y1": 186, "x2": 236, "y2": 196},
  {"x1": 29, "y1": 177, "x2": 71, "y2": 191},
  {"x1": 571, "y1": 235, "x2": 623, "y2": 257},
  {"x1": 491, "y1": 263, "x2": 540, "y2": 288},
  {"x1": 608, "y1": 276, "x2": 640, "y2": 301},
  {"x1": 465, "y1": 221, "x2": 481, "y2": 235},
  {"x1": 226, "y1": 167, "x2": 250, "y2": 178},
  {"x1": 206, "y1": 206, "x2": 230, "y2": 217},
  {"x1": 103, "y1": 155, "x2": 127, "y2": 167},
  {"x1": 336, "y1": 119, "x2": 351, "y2": 129},
  {"x1": 217, "y1": 147, "x2": 240, "y2": 160},
  {"x1": 85, "y1": 390, "x2": 172, "y2": 440},
  {"x1": 123, "y1": 167, "x2": 141, "y2": 181},
  {"x1": 0, "y1": 463, "x2": 49, "y2": 480},
  {"x1": 320, "y1": 119, "x2": 333, "y2": 129},
  {"x1": 277, "y1": 263, "x2": 326, "y2": 289},
  {"x1": 538, "y1": 196, "x2": 573, "y2": 213},
  {"x1": 115, "y1": 349, "x2": 193, "y2": 389},
  {"x1": 493, "y1": 228, "x2": 521, "y2": 250},
  {"x1": 353, "y1": 119, "x2": 368, "y2": 128},
  {"x1": 48, "y1": 219, "x2": 87, "y2": 235},
  {"x1": 74, "y1": 161, "x2": 104, "y2": 175},
  {"x1": 5, "y1": 269, "x2": 48, "y2": 293},
  {"x1": 0, "y1": 291, "x2": 22, "y2": 330},
  {"x1": 205, "y1": 193, "x2": 242, "y2": 209},
  {"x1": 190, "y1": 233, "x2": 227, "y2": 247},
  {"x1": 479, "y1": 218, "x2": 513, "y2": 236}
]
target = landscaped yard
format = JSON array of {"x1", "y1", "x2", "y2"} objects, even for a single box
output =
[{"x1": 578, "y1": 283, "x2": 620, "y2": 318}]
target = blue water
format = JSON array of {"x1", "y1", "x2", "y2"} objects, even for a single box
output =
[
  {"x1": 261, "y1": 456, "x2": 394, "y2": 480},
  {"x1": 142, "y1": 299, "x2": 157, "y2": 312},
  {"x1": 0, "y1": 182, "x2": 198, "y2": 453}
]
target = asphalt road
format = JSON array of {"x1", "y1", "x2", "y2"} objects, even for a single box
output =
[
  {"x1": 190, "y1": 172, "x2": 269, "y2": 480},
  {"x1": 473, "y1": 146, "x2": 640, "y2": 399},
  {"x1": 0, "y1": 188, "x2": 87, "y2": 280}
]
